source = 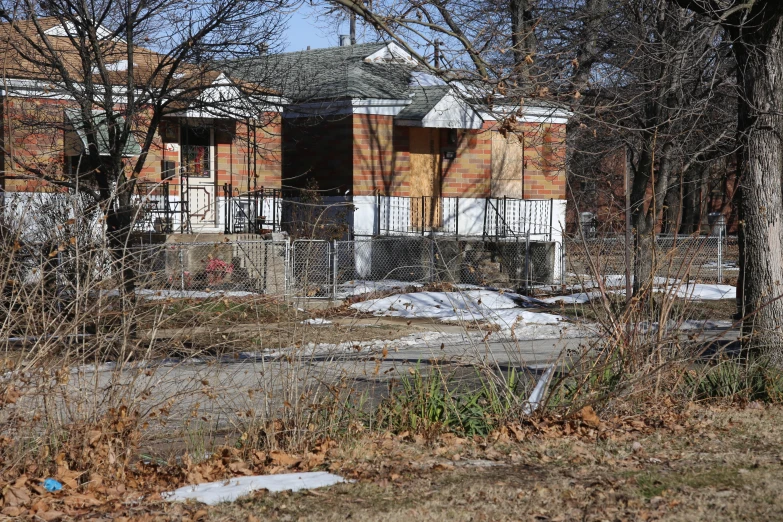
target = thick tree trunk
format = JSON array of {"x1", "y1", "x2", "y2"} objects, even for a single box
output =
[
  {"x1": 509, "y1": 0, "x2": 537, "y2": 85},
  {"x1": 732, "y1": 11, "x2": 783, "y2": 354},
  {"x1": 678, "y1": 165, "x2": 703, "y2": 235},
  {"x1": 631, "y1": 140, "x2": 674, "y2": 297}
]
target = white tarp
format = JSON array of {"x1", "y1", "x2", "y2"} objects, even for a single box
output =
[{"x1": 163, "y1": 472, "x2": 346, "y2": 505}]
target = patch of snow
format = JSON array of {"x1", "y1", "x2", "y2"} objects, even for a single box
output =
[
  {"x1": 335, "y1": 279, "x2": 423, "y2": 299},
  {"x1": 551, "y1": 276, "x2": 736, "y2": 302},
  {"x1": 301, "y1": 318, "x2": 332, "y2": 325},
  {"x1": 541, "y1": 292, "x2": 601, "y2": 305},
  {"x1": 410, "y1": 71, "x2": 447, "y2": 87},
  {"x1": 350, "y1": 290, "x2": 564, "y2": 330},
  {"x1": 101, "y1": 289, "x2": 258, "y2": 300},
  {"x1": 671, "y1": 284, "x2": 736, "y2": 300},
  {"x1": 163, "y1": 472, "x2": 346, "y2": 505}
]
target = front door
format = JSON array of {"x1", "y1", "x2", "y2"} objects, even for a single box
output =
[
  {"x1": 181, "y1": 123, "x2": 217, "y2": 230},
  {"x1": 409, "y1": 127, "x2": 441, "y2": 230}
]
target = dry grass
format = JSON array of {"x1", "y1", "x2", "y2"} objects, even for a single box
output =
[{"x1": 202, "y1": 405, "x2": 783, "y2": 521}]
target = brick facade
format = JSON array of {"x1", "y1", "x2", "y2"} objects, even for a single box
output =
[
  {"x1": 0, "y1": 96, "x2": 282, "y2": 196},
  {"x1": 439, "y1": 122, "x2": 493, "y2": 198},
  {"x1": 521, "y1": 122, "x2": 566, "y2": 199},
  {"x1": 348, "y1": 115, "x2": 565, "y2": 200}
]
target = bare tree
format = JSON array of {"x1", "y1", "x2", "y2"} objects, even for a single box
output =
[
  {"x1": 668, "y1": 0, "x2": 783, "y2": 354},
  {"x1": 0, "y1": 0, "x2": 288, "y2": 295}
]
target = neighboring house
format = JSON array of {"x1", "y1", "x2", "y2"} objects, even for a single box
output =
[
  {"x1": 0, "y1": 17, "x2": 283, "y2": 236},
  {"x1": 567, "y1": 150, "x2": 737, "y2": 237},
  {"x1": 228, "y1": 41, "x2": 571, "y2": 244}
]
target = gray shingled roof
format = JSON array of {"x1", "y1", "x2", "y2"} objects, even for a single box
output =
[
  {"x1": 395, "y1": 86, "x2": 451, "y2": 121},
  {"x1": 225, "y1": 42, "x2": 415, "y2": 102}
]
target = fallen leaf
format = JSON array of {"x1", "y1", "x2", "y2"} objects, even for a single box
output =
[{"x1": 578, "y1": 405, "x2": 601, "y2": 428}]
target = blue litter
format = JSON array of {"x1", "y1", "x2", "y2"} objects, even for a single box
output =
[{"x1": 43, "y1": 478, "x2": 62, "y2": 492}]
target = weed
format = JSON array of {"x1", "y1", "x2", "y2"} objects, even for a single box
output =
[
  {"x1": 684, "y1": 359, "x2": 783, "y2": 403},
  {"x1": 373, "y1": 365, "x2": 528, "y2": 437}
]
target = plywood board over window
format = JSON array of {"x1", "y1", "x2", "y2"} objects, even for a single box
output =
[
  {"x1": 409, "y1": 127, "x2": 442, "y2": 229},
  {"x1": 491, "y1": 131, "x2": 523, "y2": 198}
]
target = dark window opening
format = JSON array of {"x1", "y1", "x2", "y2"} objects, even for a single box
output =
[{"x1": 182, "y1": 125, "x2": 211, "y2": 178}]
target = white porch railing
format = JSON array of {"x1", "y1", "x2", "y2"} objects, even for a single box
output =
[{"x1": 375, "y1": 195, "x2": 555, "y2": 239}]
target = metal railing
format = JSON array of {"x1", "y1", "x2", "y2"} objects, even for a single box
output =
[
  {"x1": 133, "y1": 180, "x2": 189, "y2": 233},
  {"x1": 223, "y1": 184, "x2": 281, "y2": 234},
  {"x1": 376, "y1": 195, "x2": 459, "y2": 236},
  {"x1": 483, "y1": 197, "x2": 554, "y2": 241}
]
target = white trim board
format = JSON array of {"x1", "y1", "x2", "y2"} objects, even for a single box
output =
[{"x1": 283, "y1": 98, "x2": 412, "y2": 118}]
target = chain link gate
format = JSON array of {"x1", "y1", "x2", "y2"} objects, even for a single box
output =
[{"x1": 291, "y1": 239, "x2": 333, "y2": 297}]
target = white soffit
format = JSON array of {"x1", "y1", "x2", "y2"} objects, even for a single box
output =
[
  {"x1": 44, "y1": 21, "x2": 118, "y2": 41},
  {"x1": 482, "y1": 105, "x2": 571, "y2": 124},
  {"x1": 283, "y1": 99, "x2": 410, "y2": 118},
  {"x1": 397, "y1": 92, "x2": 484, "y2": 129},
  {"x1": 363, "y1": 42, "x2": 419, "y2": 65}
]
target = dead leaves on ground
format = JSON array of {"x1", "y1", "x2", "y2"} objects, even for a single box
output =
[{"x1": 0, "y1": 396, "x2": 726, "y2": 520}]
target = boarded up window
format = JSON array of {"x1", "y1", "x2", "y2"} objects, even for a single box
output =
[
  {"x1": 409, "y1": 127, "x2": 442, "y2": 229},
  {"x1": 491, "y1": 131, "x2": 523, "y2": 198}
]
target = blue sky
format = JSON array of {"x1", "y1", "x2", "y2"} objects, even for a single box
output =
[{"x1": 284, "y1": 3, "x2": 345, "y2": 52}]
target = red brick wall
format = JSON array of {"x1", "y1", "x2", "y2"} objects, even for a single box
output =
[
  {"x1": 439, "y1": 122, "x2": 493, "y2": 198},
  {"x1": 1, "y1": 96, "x2": 70, "y2": 192},
  {"x1": 353, "y1": 113, "x2": 410, "y2": 196},
  {"x1": 520, "y1": 122, "x2": 566, "y2": 199},
  {"x1": 351, "y1": 116, "x2": 566, "y2": 201},
  {"x1": 0, "y1": 97, "x2": 282, "y2": 195}
]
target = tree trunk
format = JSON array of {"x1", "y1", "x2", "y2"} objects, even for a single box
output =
[
  {"x1": 509, "y1": 0, "x2": 537, "y2": 86},
  {"x1": 678, "y1": 166, "x2": 702, "y2": 234},
  {"x1": 731, "y1": 9, "x2": 783, "y2": 355}
]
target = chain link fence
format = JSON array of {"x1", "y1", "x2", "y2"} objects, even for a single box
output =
[
  {"x1": 565, "y1": 234, "x2": 737, "y2": 285},
  {"x1": 8, "y1": 234, "x2": 737, "y2": 301}
]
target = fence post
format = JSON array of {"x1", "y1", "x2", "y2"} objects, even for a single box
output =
[
  {"x1": 433, "y1": 238, "x2": 438, "y2": 283},
  {"x1": 376, "y1": 193, "x2": 380, "y2": 236},
  {"x1": 421, "y1": 196, "x2": 425, "y2": 237},
  {"x1": 560, "y1": 241, "x2": 565, "y2": 285},
  {"x1": 524, "y1": 231, "x2": 531, "y2": 292},
  {"x1": 549, "y1": 199, "x2": 554, "y2": 241},
  {"x1": 331, "y1": 240, "x2": 338, "y2": 299},
  {"x1": 718, "y1": 229, "x2": 723, "y2": 284},
  {"x1": 455, "y1": 198, "x2": 459, "y2": 239},
  {"x1": 179, "y1": 247, "x2": 185, "y2": 291},
  {"x1": 223, "y1": 183, "x2": 230, "y2": 234},
  {"x1": 284, "y1": 240, "x2": 290, "y2": 297}
]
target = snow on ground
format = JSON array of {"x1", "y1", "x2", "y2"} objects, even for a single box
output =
[
  {"x1": 334, "y1": 280, "x2": 423, "y2": 299},
  {"x1": 301, "y1": 318, "x2": 333, "y2": 325},
  {"x1": 163, "y1": 472, "x2": 346, "y2": 505},
  {"x1": 548, "y1": 277, "x2": 736, "y2": 302},
  {"x1": 541, "y1": 292, "x2": 602, "y2": 305},
  {"x1": 102, "y1": 289, "x2": 258, "y2": 300},
  {"x1": 350, "y1": 290, "x2": 564, "y2": 331},
  {"x1": 671, "y1": 284, "x2": 736, "y2": 300}
]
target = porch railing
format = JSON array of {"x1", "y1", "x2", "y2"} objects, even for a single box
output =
[
  {"x1": 376, "y1": 195, "x2": 553, "y2": 239},
  {"x1": 483, "y1": 197, "x2": 554, "y2": 241},
  {"x1": 376, "y1": 195, "x2": 459, "y2": 236},
  {"x1": 223, "y1": 184, "x2": 281, "y2": 234},
  {"x1": 133, "y1": 180, "x2": 189, "y2": 233}
]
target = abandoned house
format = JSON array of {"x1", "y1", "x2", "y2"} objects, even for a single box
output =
[{"x1": 0, "y1": 17, "x2": 283, "y2": 237}]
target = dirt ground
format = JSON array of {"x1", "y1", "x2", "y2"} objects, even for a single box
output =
[{"x1": 128, "y1": 404, "x2": 783, "y2": 522}]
